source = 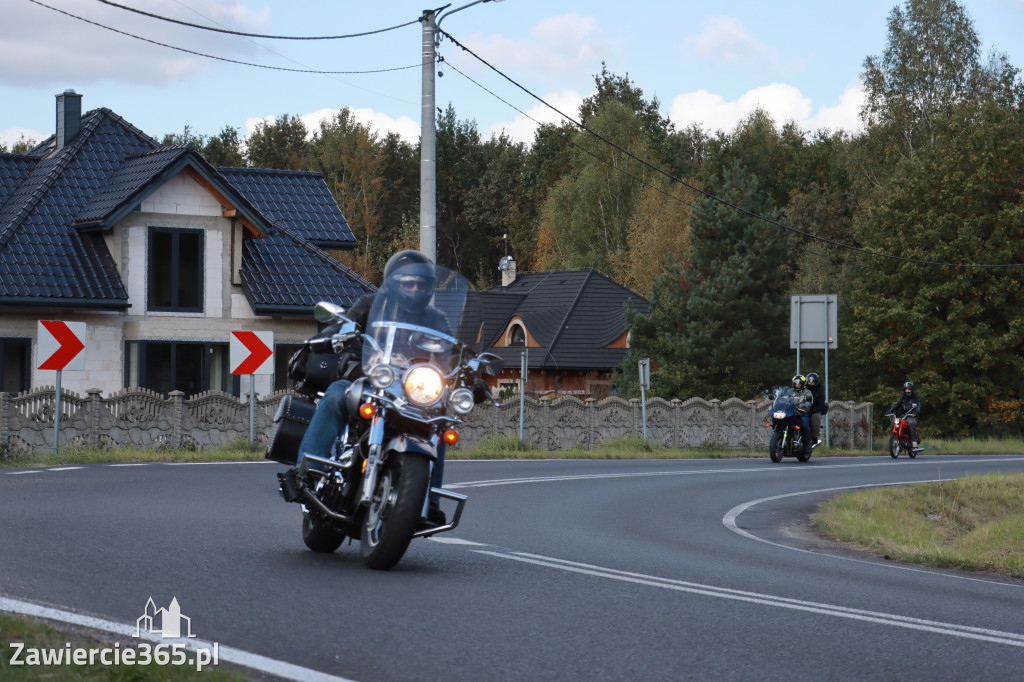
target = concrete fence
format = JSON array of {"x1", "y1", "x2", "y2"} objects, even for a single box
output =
[{"x1": 0, "y1": 387, "x2": 872, "y2": 456}]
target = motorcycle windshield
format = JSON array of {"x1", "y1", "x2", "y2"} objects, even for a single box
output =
[
  {"x1": 362, "y1": 266, "x2": 483, "y2": 375},
  {"x1": 772, "y1": 387, "x2": 796, "y2": 414}
]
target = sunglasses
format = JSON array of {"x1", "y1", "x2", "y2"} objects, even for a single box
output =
[{"x1": 398, "y1": 277, "x2": 431, "y2": 292}]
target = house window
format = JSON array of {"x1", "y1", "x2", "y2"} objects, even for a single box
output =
[
  {"x1": 507, "y1": 323, "x2": 527, "y2": 346},
  {"x1": 0, "y1": 338, "x2": 31, "y2": 394},
  {"x1": 148, "y1": 227, "x2": 204, "y2": 312},
  {"x1": 274, "y1": 343, "x2": 304, "y2": 392},
  {"x1": 126, "y1": 341, "x2": 236, "y2": 397}
]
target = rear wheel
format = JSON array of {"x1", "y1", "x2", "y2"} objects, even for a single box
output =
[
  {"x1": 889, "y1": 435, "x2": 900, "y2": 459},
  {"x1": 302, "y1": 513, "x2": 345, "y2": 553},
  {"x1": 769, "y1": 432, "x2": 784, "y2": 463},
  {"x1": 360, "y1": 453, "x2": 430, "y2": 570}
]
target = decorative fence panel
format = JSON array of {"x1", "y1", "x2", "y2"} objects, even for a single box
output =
[{"x1": 0, "y1": 387, "x2": 871, "y2": 456}]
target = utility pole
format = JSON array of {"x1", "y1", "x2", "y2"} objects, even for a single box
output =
[
  {"x1": 419, "y1": 1, "x2": 502, "y2": 265},
  {"x1": 419, "y1": 8, "x2": 438, "y2": 264}
]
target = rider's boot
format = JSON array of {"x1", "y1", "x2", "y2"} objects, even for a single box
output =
[
  {"x1": 278, "y1": 467, "x2": 302, "y2": 502},
  {"x1": 427, "y1": 498, "x2": 446, "y2": 526}
]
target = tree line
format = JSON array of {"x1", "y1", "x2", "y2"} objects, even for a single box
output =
[{"x1": 6, "y1": 0, "x2": 1022, "y2": 438}]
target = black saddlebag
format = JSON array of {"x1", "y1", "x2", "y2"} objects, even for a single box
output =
[{"x1": 264, "y1": 395, "x2": 317, "y2": 465}]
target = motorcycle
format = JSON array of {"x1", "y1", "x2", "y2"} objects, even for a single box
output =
[
  {"x1": 766, "y1": 387, "x2": 811, "y2": 463},
  {"x1": 265, "y1": 267, "x2": 503, "y2": 570},
  {"x1": 886, "y1": 410, "x2": 919, "y2": 459}
]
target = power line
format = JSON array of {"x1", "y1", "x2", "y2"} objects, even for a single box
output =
[
  {"x1": 28, "y1": 0, "x2": 419, "y2": 76},
  {"x1": 167, "y1": 0, "x2": 418, "y2": 107},
  {"x1": 442, "y1": 59, "x2": 696, "y2": 221},
  {"x1": 438, "y1": 28, "x2": 1024, "y2": 270},
  {"x1": 93, "y1": 0, "x2": 418, "y2": 39}
]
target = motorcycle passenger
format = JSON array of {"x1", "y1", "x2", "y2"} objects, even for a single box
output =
[
  {"x1": 889, "y1": 381, "x2": 922, "y2": 449},
  {"x1": 791, "y1": 374, "x2": 813, "y2": 457},
  {"x1": 806, "y1": 372, "x2": 827, "y2": 448},
  {"x1": 288, "y1": 250, "x2": 456, "y2": 524}
]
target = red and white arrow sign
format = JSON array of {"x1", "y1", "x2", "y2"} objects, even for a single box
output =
[
  {"x1": 37, "y1": 320, "x2": 86, "y2": 371},
  {"x1": 230, "y1": 331, "x2": 274, "y2": 375}
]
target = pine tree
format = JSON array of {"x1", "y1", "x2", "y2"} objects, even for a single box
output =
[{"x1": 623, "y1": 162, "x2": 793, "y2": 400}]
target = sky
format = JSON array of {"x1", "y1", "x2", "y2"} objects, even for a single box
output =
[{"x1": 3, "y1": 0, "x2": 1024, "y2": 151}]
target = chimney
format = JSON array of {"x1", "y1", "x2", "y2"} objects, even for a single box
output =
[
  {"x1": 499, "y1": 255, "x2": 517, "y2": 287},
  {"x1": 55, "y1": 90, "x2": 82, "y2": 150}
]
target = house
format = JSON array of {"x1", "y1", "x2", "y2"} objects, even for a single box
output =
[
  {"x1": 0, "y1": 91, "x2": 374, "y2": 398},
  {"x1": 480, "y1": 257, "x2": 650, "y2": 399}
]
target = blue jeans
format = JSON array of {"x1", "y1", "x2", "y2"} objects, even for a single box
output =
[
  {"x1": 800, "y1": 416, "x2": 812, "y2": 453},
  {"x1": 297, "y1": 380, "x2": 351, "y2": 467}
]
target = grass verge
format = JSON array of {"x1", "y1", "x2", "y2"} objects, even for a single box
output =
[{"x1": 812, "y1": 473, "x2": 1024, "y2": 579}]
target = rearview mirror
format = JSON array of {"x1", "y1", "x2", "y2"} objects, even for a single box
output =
[{"x1": 313, "y1": 301, "x2": 345, "y2": 324}]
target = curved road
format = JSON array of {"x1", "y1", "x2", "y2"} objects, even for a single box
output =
[{"x1": 2, "y1": 454, "x2": 1024, "y2": 680}]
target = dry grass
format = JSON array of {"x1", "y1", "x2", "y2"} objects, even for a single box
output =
[{"x1": 813, "y1": 473, "x2": 1024, "y2": 578}]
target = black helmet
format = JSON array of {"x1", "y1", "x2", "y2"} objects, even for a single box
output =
[
  {"x1": 806, "y1": 372, "x2": 820, "y2": 387},
  {"x1": 382, "y1": 249, "x2": 436, "y2": 312},
  {"x1": 792, "y1": 374, "x2": 806, "y2": 390},
  {"x1": 903, "y1": 381, "x2": 914, "y2": 393}
]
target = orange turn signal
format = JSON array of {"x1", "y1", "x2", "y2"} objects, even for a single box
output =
[
  {"x1": 442, "y1": 428, "x2": 459, "y2": 445},
  {"x1": 359, "y1": 403, "x2": 376, "y2": 420}
]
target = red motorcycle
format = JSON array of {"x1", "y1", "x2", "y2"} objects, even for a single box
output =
[{"x1": 886, "y1": 411, "x2": 920, "y2": 459}]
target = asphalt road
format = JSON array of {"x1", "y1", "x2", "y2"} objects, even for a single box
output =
[{"x1": 2, "y1": 454, "x2": 1024, "y2": 681}]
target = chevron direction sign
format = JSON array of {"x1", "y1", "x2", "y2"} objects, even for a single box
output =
[
  {"x1": 230, "y1": 331, "x2": 274, "y2": 375},
  {"x1": 37, "y1": 320, "x2": 86, "y2": 371}
]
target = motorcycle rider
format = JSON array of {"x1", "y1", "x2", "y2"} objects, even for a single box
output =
[
  {"x1": 286, "y1": 250, "x2": 461, "y2": 524},
  {"x1": 791, "y1": 374, "x2": 813, "y2": 457},
  {"x1": 806, "y1": 372, "x2": 827, "y2": 448},
  {"x1": 889, "y1": 381, "x2": 922, "y2": 449}
]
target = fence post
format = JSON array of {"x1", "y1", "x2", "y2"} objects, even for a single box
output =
[
  {"x1": 0, "y1": 391, "x2": 7, "y2": 452},
  {"x1": 747, "y1": 400, "x2": 758, "y2": 450},
  {"x1": 671, "y1": 399, "x2": 681, "y2": 449},
  {"x1": 540, "y1": 397, "x2": 550, "y2": 451},
  {"x1": 87, "y1": 388, "x2": 102, "y2": 449},
  {"x1": 169, "y1": 390, "x2": 184, "y2": 450},
  {"x1": 585, "y1": 398, "x2": 595, "y2": 450},
  {"x1": 711, "y1": 399, "x2": 721, "y2": 447}
]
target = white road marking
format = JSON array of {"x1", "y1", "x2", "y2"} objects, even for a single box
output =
[
  {"x1": 722, "y1": 482, "x2": 1024, "y2": 588},
  {"x1": 474, "y1": 550, "x2": 1024, "y2": 648},
  {"x1": 448, "y1": 456, "x2": 1024, "y2": 489},
  {"x1": 428, "y1": 537, "x2": 488, "y2": 545},
  {"x1": 0, "y1": 595, "x2": 355, "y2": 682}
]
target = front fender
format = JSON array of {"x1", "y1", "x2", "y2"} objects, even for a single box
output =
[{"x1": 384, "y1": 433, "x2": 438, "y2": 460}]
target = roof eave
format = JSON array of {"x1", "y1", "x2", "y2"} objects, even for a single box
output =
[{"x1": 0, "y1": 296, "x2": 129, "y2": 311}]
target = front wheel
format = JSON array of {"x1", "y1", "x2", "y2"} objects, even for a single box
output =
[
  {"x1": 769, "y1": 431, "x2": 784, "y2": 463},
  {"x1": 360, "y1": 453, "x2": 430, "y2": 570},
  {"x1": 889, "y1": 434, "x2": 900, "y2": 459},
  {"x1": 302, "y1": 513, "x2": 345, "y2": 553}
]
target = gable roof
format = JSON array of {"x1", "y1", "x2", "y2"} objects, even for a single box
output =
[
  {"x1": 481, "y1": 269, "x2": 649, "y2": 371},
  {"x1": 0, "y1": 102, "x2": 370, "y2": 313},
  {"x1": 219, "y1": 167, "x2": 355, "y2": 248},
  {"x1": 0, "y1": 108, "x2": 154, "y2": 308}
]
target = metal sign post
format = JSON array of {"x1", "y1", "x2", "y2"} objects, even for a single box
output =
[
  {"x1": 519, "y1": 348, "x2": 528, "y2": 444},
  {"x1": 790, "y1": 295, "x2": 837, "y2": 447},
  {"x1": 37, "y1": 320, "x2": 87, "y2": 452},
  {"x1": 638, "y1": 358, "x2": 650, "y2": 443},
  {"x1": 230, "y1": 331, "x2": 274, "y2": 444}
]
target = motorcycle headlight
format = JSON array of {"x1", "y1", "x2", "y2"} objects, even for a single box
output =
[
  {"x1": 368, "y1": 364, "x2": 396, "y2": 389},
  {"x1": 772, "y1": 411, "x2": 786, "y2": 419},
  {"x1": 404, "y1": 366, "x2": 444, "y2": 406},
  {"x1": 450, "y1": 388, "x2": 475, "y2": 415}
]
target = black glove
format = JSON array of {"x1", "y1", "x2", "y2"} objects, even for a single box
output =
[{"x1": 472, "y1": 378, "x2": 491, "y2": 404}]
